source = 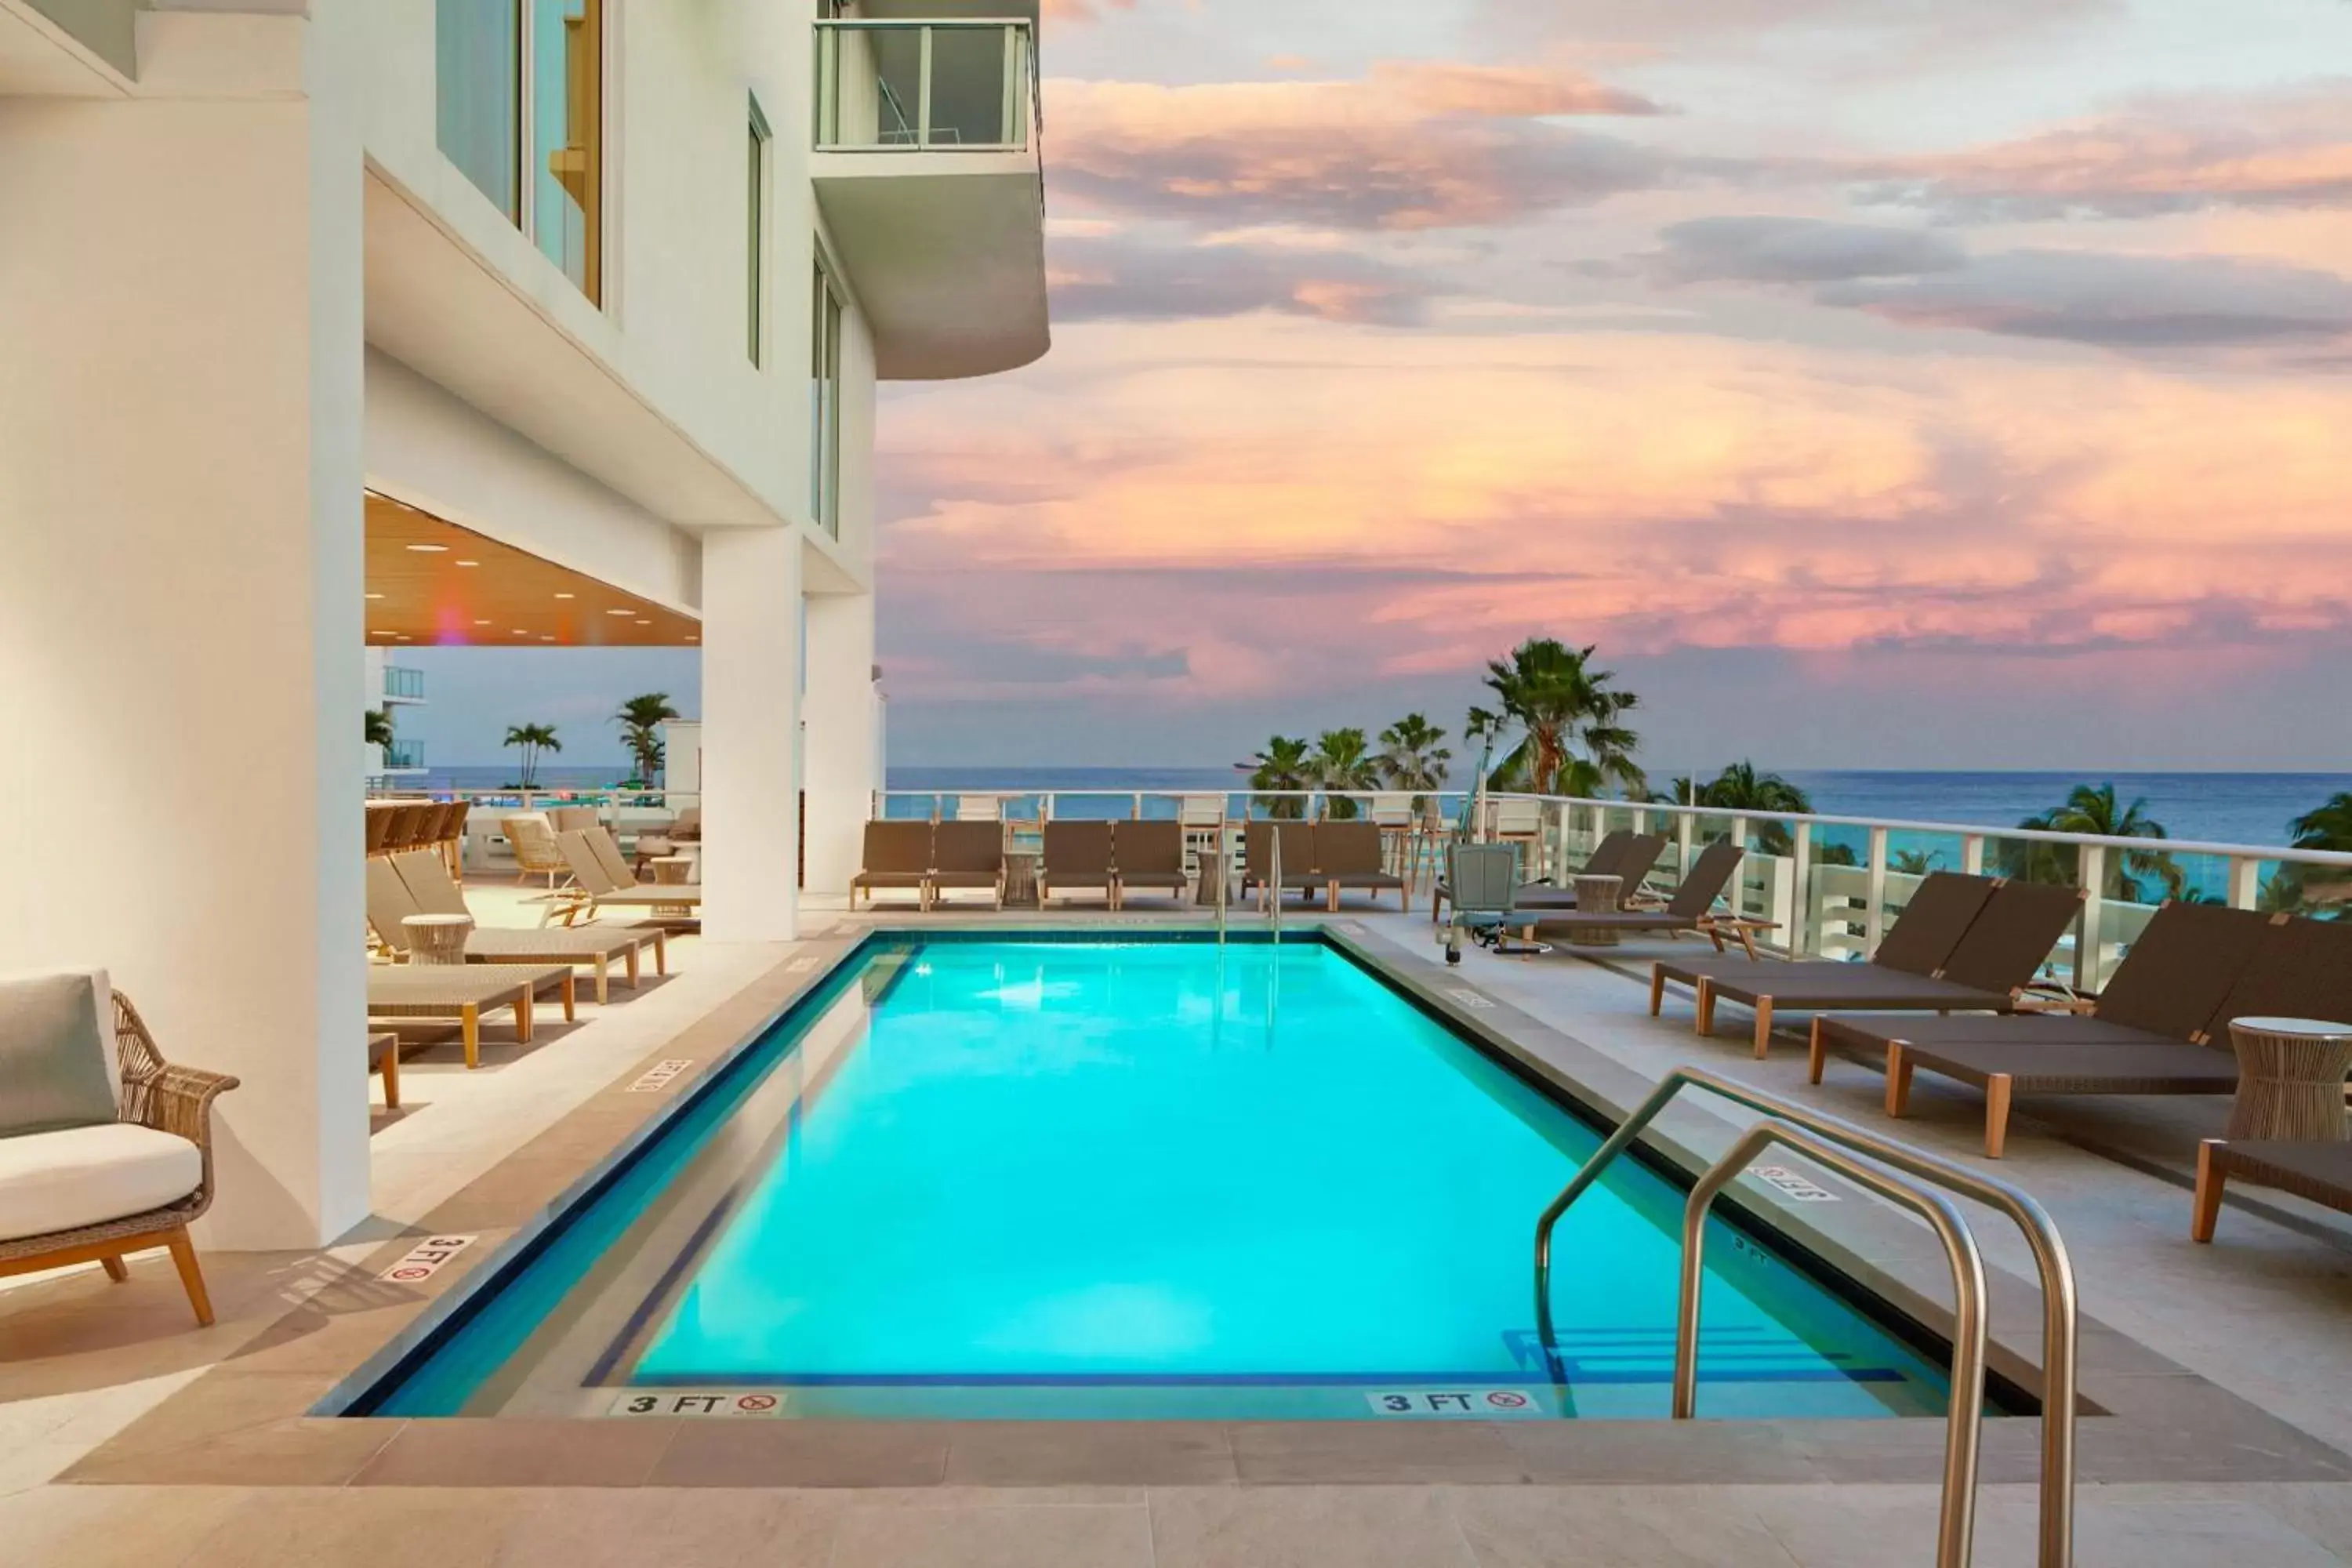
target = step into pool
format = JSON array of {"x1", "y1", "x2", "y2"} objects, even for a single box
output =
[{"x1": 349, "y1": 935, "x2": 2003, "y2": 1421}]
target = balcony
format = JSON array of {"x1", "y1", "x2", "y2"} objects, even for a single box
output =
[
  {"x1": 811, "y1": 18, "x2": 1050, "y2": 381},
  {"x1": 382, "y1": 740, "x2": 426, "y2": 773},
  {"x1": 383, "y1": 666, "x2": 426, "y2": 705}
]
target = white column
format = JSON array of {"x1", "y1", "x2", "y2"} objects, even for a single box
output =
[
  {"x1": 699, "y1": 529, "x2": 804, "y2": 941},
  {"x1": 801, "y1": 590, "x2": 878, "y2": 897},
  {"x1": 0, "y1": 56, "x2": 370, "y2": 1246}
]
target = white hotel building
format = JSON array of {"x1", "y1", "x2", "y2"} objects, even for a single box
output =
[{"x1": 0, "y1": 0, "x2": 1048, "y2": 1247}]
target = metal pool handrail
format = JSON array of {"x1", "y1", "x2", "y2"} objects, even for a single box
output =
[
  {"x1": 1533, "y1": 1068, "x2": 2077, "y2": 1568},
  {"x1": 1686, "y1": 1120, "x2": 1987, "y2": 1568}
]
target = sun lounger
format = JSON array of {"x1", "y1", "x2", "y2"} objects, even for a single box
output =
[
  {"x1": 931, "y1": 820, "x2": 1007, "y2": 909},
  {"x1": 1810, "y1": 902, "x2": 2269, "y2": 1080},
  {"x1": 1113, "y1": 820, "x2": 1192, "y2": 907},
  {"x1": 1878, "y1": 912, "x2": 2352, "y2": 1156},
  {"x1": 2195, "y1": 1139, "x2": 2352, "y2": 1242},
  {"x1": 1316, "y1": 821, "x2": 1408, "y2": 910},
  {"x1": 1243, "y1": 822, "x2": 1321, "y2": 909},
  {"x1": 1653, "y1": 873, "x2": 2082, "y2": 1058},
  {"x1": 557, "y1": 830, "x2": 705, "y2": 921},
  {"x1": 1040, "y1": 821, "x2": 1116, "y2": 908},
  {"x1": 370, "y1": 1031, "x2": 402, "y2": 1110},
  {"x1": 1431, "y1": 831, "x2": 1668, "y2": 922},
  {"x1": 1524, "y1": 840, "x2": 1748, "y2": 949},
  {"x1": 373, "y1": 854, "x2": 666, "y2": 1005},
  {"x1": 368, "y1": 963, "x2": 575, "y2": 1070},
  {"x1": 852, "y1": 821, "x2": 935, "y2": 910}
]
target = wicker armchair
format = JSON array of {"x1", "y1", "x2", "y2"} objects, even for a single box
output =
[
  {"x1": 502, "y1": 813, "x2": 572, "y2": 889},
  {"x1": 0, "y1": 992, "x2": 240, "y2": 1325}
]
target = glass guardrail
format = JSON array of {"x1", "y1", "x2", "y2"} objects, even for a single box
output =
[{"x1": 815, "y1": 20, "x2": 1034, "y2": 152}]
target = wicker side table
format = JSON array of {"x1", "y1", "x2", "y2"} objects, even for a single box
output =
[
  {"x1": 1562, "y1": 873, "x2": 1626, "y2": 947},
  {"x1": 2225, "y1": 1017, "x2": 2352, "y2": 1142},
  {"x1": 403, "y1": 914, "x2": 474, "y2": 967}
]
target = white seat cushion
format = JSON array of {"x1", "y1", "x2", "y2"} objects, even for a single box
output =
[{"x1": 0, "y1": 1123, "x2": 201, "y2": 1243}]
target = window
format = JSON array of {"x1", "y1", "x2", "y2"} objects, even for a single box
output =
[
  {"x1": 434, "y1": 0, "x2": 604, "y2": 305},
  {"x1": 811, "y1": 258, "x2": 844, "y2": 537},
  {"x1": 747, "y1": 98, "x2": 771, "y2": 365}
]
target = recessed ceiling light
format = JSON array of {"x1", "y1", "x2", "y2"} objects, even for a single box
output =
[
  {"x1": 539, "y1": 635, "x2": 556, "y2": 642},
  {"x1": 606, "y1": 608, "x2": 634, "y2": 616},
  {"x1": 455, "y1": 560, "x2": 479, "y2": 568},
  {"x1": 634, "y1": 619, "x2": 651, "y2": 626},
  {"x1": 405, "y1": 543, "x2": 448, "y2": 554},
  {"x1": 475, "y1": 619, "x2": 493, "y2": 626},
  {"x1": 513, "y1": 629, "x2": 530, "y2": 636},
  {"x1": 686, "y1": 634, "x2": 699, "y2": 642},
  {"x1": 554, "y1": 592, "x2": 575, "y2": 600},
  {"x1": 365, "y1": 593, "x2": 384, "y2": 601},
  {"x1": 394, "y1": 634, "x2": 411, "y2": 641}
]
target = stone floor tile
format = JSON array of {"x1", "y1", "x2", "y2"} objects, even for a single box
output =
[
  {"x1": 494, "y1": 1488, "x2": 842, "y2": 1566},
  {"x1": 827, "y1": 1499, "x2": 1152, "y2": 1568},
  {"x1": 180, "y1": 1486, "x2": 539, "y2": 1568},
  {"x1": 0, "y1": 1481, "x2": 252, "y2": 1568},
  {"x1": 644, "y1": 1419, "x2": 948, "y2": 1488},
  {"x1": 352, "y1": 1417, "x2": 678, "y2": 1488},
  {"x1": 1448, "y1": 1485, "x2": 1802, "y2": 1568},
  {"x1": 944, "y1": 1421, "x2": 1236, "y2": 1486},
  {"x1": 1150, "y1": 1486, "x2": 1477, "y2": 1568}
]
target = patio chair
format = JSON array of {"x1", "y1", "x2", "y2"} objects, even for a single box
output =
[
  {"x1": 384, "y1": 801, "x2": 432, "y2": 855},
  {"x1": 369, "y1": 963, "x2": 575, "y2": 1071},
  {"x1": 502, "y1": 814, "x2": 572, "y2": 888},
  {"x1": 376, "y1": 853, "x2": 666, "y2": 1005},
  {"x1": 1243, "y1": 822, "x2": 1320, "y2": 910},
  {"x1": 439, "y1": 799, "x2": 471, "y2": 879},
  {"x1": 2195, "y1": 1138, "x2": 2352, "y2": 1243},
  {"x1": 1114, "y1": 821, "x2": 1192, "y2": 908},
  {"x1": 555, "y1": 830, "x2": 704, "y2": 921},
  {"x1": 931, "y1": 820, "x2": 1007, "y2": 909},
  {"x1": 852, "y1": 822, "x2": 935, "y2": 911},
  {"x1": 0, "y1": 972, "x2": 238, "y2": 1325},
  {"x1": 1871, "y1": 910, "x2": 2350, "y2": 1157},
  {"x1": 549, "y1": 805, "x2": 601, "y2": 837},
  {"x1": 1653, "y1": 873, "x2": 2082, "y2": 1058},
  {"x1": 1317, "y1": 821, "x2": 1407, "y2": 910},
  {"x1": 1040, "y1": 821, "x2": 1116, "y2": 909},
  {"x1": 1523, "y1": 840, "x2": 1751, "y2": 951},
  {"x1": 365, "y1": 804, "x2": 395, "y2": 858}
]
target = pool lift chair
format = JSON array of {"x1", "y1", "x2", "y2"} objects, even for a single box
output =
[{"x1": 1438, "y1": 739, "x2": 1550, "y2": 964}]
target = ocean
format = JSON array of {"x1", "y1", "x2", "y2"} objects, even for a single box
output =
[{"x1": 417, "y1": 764, "x2": 2352, "y2": 853}]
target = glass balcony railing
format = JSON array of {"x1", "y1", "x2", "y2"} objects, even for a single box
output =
[
  {"x1": 383, "y1": 741, "x2": 426, "y2": 771},
  {"x1": 814, "y1": 20, "x2": 1036, "y2": 153},
  {"x1": 384, "y1": 666, "x2": 426, "y2": 702}
]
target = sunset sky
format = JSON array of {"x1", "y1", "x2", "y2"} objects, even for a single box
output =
[{"x1": 423, "y1": 0, "x2": 2352, "y2": 774}]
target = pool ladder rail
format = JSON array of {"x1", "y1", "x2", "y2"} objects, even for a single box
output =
[{"x1": 1533, "y1": 1069, "x2": 2078, "y2": 1568}]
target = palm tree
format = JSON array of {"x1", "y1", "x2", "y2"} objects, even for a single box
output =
[
  {"x1": 1480, "y1": 638, "x2": 1644, "y2": 797},
  {"x1": 1998, "y1": 782, "x2": 2182, "y2": 902},
  {"x1": 503, "y1": 723, "x2": 561, "y2": 789},
  {"x1": 1893, "y1": 848, "x2": 1944, "y2": 877},
  {"x1": 1671, "y1": 761, "x2": 1813, "y2": 854},
  {"x1": 1244, "y1": 735, "x2": 1313, "y2": 819},
  {"x1": 1376, "y1": 714, "x2": 1451, "y2": 799},
  {"x1": 2272, "y1": 793, "x2": 2352, "y2": 915},
  {"x1": 614, "y1": 693, "x2": 681, "y2": 786},
  {"x1": 364, "y1": 709, "x2": 395, "y2": 750},
  {"x1": 1311, "y1": 728, "x2": 1379, "y2": 818}
]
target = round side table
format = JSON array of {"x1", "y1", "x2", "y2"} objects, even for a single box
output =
[
  {"x1": 403, "y1": 914, "x2": 474, "y2": 967},
  {"x1": 2225, "y1": 1017, "x2": 2352, "y2": 1142},
  {"x1": 1564, "y1": 873, "x2": 1625, "y2": 947}
]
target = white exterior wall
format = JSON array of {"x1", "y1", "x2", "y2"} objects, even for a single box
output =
[{"x1": 0, "y1": 7, "x2": 371, "y2": 1249}]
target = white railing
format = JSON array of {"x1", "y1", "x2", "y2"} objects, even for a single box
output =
[
  {"x1": 814, "y1": 18, "x2": 1036, "y2": 154},
  {"x1": 874, "y1": 787, "x2": 2352, "y2": 989}
]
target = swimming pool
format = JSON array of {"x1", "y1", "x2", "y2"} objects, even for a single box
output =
[{"x1": 352, "y1": 935, "x2": 1988, "y2": 1421}]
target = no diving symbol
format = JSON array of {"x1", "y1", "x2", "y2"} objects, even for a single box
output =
[{"x1": 1485, "y1": 1391, "x2": 1529, "y2": 1411}]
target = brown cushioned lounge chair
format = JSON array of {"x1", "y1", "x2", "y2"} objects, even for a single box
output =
[
  {"x1": 2195, "y1": 1138, "x2": 2352, "y2": 1243},
  {"x1": 931, "y1": 820, "x2": 1007, "y2": 909},
  {"x1": 1112, "y1": 821, "x2": 1192, "y2": 908},
  {"x1": 852, "y1": 821, "x2": 935, "y2": 910},
  {"x1": 374, "y1": 853, "x2": 666, "y2": 1005},
  {"x1": 1040, "y1": 821, "x2": 1116, "y2": 909},
  {"x1": 1875, "y1": 911, "x2": 2352, "y2": 1157},
  {"x1": 1244, "y1": 822, "x2": 1322, "y2": 910},
  {"x1": 1809, "y1": 900, "x2": 2268, "y2": 1082},
  {"x1": 1317, "y1": 820, "x2": 1408, "y2": 910},
  {"x1": 1524, "y1": 840, "x2": 1749, "y2": 950},
  {"x1": 1653, "y1": 873, "x2": 2083, "y2": 1059}
]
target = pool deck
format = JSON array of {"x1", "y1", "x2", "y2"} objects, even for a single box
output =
[{"x1": 4, "y1": 895, "x2": 2351, "y2": 1564}]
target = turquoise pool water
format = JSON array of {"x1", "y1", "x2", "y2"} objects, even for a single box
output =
[{"x1": 359, "y1": 936, "x2": 1972, "y2": 1421}]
